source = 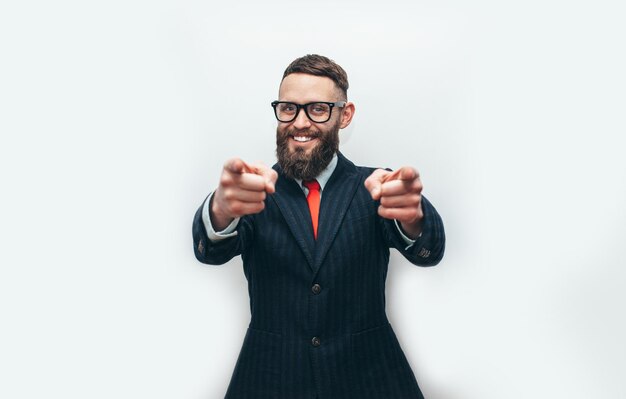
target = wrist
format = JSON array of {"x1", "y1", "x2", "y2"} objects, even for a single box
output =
[
  {"x1": 399, "y1": 219, "x2": 423, "y2": 240},
  {"x1": 210, "y1": 193, "x2": 234, "y2": 231}
]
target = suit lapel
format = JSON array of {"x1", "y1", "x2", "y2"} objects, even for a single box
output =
[
  {"x1": 270, "y1": 168, "x2": 316, "y2": 271},
  {"x1": 313, "y1": 153, "x2": 360, "y2": 273}
]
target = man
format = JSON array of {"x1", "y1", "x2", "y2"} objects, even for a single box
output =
[{"x1": 193, "y1": 54, "x2": 445, "y2": 399}]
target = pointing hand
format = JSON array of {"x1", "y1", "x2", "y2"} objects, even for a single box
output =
[
  {"x1": 211, "y1": 158, "x2": 278, "y2": 231},
  {"x1": 364, "y1": 166, "x2": 424, "y2": 238}
]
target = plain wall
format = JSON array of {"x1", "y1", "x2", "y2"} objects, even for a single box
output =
[{"x1": 1, "y1": 0, "x2": 625, "y2": 398}]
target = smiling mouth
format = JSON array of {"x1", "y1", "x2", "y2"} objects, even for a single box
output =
[{"x1": 291, "y1": 135, "x2": 317, "y2": 143}]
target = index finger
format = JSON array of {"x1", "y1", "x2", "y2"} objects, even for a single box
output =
[
  {"x1": 382, "y1": 166, "x2": 419, "y2": 182},
  {"x1": 224, "y1": 158, "x2": 253, "y2": 175}
]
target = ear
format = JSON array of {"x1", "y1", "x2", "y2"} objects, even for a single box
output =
[{"x1": 339, "y1": 102, "x2": 355, "y2": 129}]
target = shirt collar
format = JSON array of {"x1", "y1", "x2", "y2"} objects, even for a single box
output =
[{"x1": 295, "y1": 153, "x2": 338, "y2": 193}]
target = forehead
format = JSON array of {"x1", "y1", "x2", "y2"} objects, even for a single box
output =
[{"x1": 278, "y1": 73, "x2": 339, "y2": 102}]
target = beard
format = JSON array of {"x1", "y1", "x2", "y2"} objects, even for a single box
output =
[{"x1": 276, "y1": 121, "x2": 340, "y2": 181}]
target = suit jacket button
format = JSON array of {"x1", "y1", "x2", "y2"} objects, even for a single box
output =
[
  {"x1": 311, "y1": 337, "x2": 321, "y2": 347},
  {"x1": 311, "y1": 284, "x2": 321, "y2": 295}
]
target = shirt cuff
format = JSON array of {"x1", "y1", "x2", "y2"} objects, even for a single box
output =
[
  {"x1": 202, "y1": 191, "x2": 240, "y2": 242},
  {"x1": 394, "y1": 219, "x2": 421, "y2": 250}
]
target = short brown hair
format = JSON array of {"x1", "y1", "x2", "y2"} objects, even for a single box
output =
[{"x1": 282, "y1": 54, "x2": 349, "y2": 99}]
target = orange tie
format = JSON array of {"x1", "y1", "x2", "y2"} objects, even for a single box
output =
[{"x1": 303, "y1": 180, "x2": 321, "y2": 239}]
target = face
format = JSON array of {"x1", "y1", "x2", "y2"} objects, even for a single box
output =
[{"x1": 275, "y1": 73, "x2": 354, "y2": 181}]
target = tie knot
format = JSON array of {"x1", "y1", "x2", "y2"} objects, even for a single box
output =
[{"x1": 303, "y1": 180, "x2": 320, "y2": 192}]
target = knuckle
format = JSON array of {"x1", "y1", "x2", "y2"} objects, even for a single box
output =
[
  {"x1": 220, "y1": 174, "x2": 233, "y2": 188},
  {"x1": 222, "y1": 189, "x2": 232, "y2": 201}
]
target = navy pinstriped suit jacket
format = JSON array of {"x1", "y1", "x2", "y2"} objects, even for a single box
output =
[{"x1": 192, "y1": 152, "x2": 445, "y2": 399}]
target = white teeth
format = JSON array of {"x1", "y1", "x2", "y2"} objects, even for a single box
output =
[{"x1": 293, "y1": 136, "x2": 313, "y2": 142}]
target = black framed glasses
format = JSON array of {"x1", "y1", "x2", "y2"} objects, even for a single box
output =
[{"x1": 271, "y1": 101, "x2": 346, "y2": 123}]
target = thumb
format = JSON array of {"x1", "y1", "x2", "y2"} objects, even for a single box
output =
[
  {"x1": 381, "y1": 166, "x2": 418, "y2": 182},
  {"x1": 364, "y1": 169, "x2": 389, "y2": 200}
]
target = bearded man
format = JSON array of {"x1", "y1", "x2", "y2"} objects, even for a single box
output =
[{"x1": 192, "y1": 54, "x2": 445, "y2": 399}]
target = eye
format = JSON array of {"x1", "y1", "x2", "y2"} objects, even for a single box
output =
[
  {"x1": 279, "y1": 103, "x2": 296, "y2": 113},
  {"x1": 309, "y1": 103, "x2": 330, "y2": 115}
]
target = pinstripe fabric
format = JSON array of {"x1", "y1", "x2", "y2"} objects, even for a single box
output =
[{"x1": 192, "y1": 152, "x2": 445, "y2": 399}]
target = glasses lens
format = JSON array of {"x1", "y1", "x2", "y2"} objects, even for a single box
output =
[
  {"x1": 306, "y1": 103, "x2": 331, "y2": 123},
  {"x1": 276, "y1": 102, "x2": 297, "y2": 122}
]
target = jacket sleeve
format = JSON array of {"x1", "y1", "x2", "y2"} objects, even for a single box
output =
[
  {"x1": 192, "y1": 196, "x2": 254, "y2": 265},
  {"x1": 380, "y1": 195, "x2": 446, "y2": 266}
]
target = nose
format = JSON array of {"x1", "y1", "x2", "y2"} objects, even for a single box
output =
[{"x1": 292, "y1": 107, "x2": 312, "y2": 130}]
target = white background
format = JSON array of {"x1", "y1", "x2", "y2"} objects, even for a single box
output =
[{"x1": 1, "y1": 0, "x2": 625, "y2": 398}]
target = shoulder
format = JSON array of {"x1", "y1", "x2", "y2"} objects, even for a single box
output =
[{"x1": 337, "y1": 152, "x2": 387, "y2": 179}]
